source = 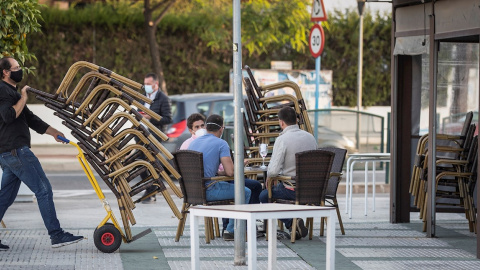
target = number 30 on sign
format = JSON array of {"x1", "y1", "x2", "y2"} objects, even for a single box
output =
[{"x1": 309, "y1": 24, "x2": 325, "y2": 58}]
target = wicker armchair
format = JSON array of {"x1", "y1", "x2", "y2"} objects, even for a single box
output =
[
  {"x1": 267, "y1": 149, "x2": 334, "y2": 243},
  {"x1": 173, "y1": 150, "x2": 235, "y2": 243},
  {"x1": 319, "y1": 147, "x2": 347, "y2": 236}
]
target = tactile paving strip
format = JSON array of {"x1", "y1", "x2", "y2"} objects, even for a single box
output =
[
  {"x1": 338, "y1": 248, "x2": 475, "y2": 258},
  {"x1": 163, "y1": 247, "x2": 297, "y2": 258},
  {"x1": 339, "y1": 223, "x2": 411, "y2": 230},
  {"x1": 0, "y1": 229, "x2": 123, "y2": 270},
  {"x1": 320, "y1": 237, "x2": 450, "y2": 247},
  {"x1": 338, "y1": 229, "x2": 425, "y2": 237},
  {"x1": 168, "y1": 260, "x2": 315, "y2": 270},
  {"x1": 353, "y1": 260, "x2": 480, "y2": 270}
]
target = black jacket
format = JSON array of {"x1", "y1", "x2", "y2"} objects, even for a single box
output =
[
  {"x1": 0, "y1": 81, "x2": 49, "y2": 153},
  {"x1": 144, "y1": 90, "x2": 172, "y2": 133}
]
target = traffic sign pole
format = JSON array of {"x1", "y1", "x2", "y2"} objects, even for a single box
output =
[{"x1": 314, "y1": 52, "x2": 321, "y2": 140}]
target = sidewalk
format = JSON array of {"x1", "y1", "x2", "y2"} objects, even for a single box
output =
[{"x1": 1, "y1": 187, "x2": 479, "y2": 269}]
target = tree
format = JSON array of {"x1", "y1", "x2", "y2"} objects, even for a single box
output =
[
  {"x1": 143, "y1": 0, "x2": 177, "y2": 94},
  {"x1": 0, "y1": 0, "x2": 42, "y2": 74}
]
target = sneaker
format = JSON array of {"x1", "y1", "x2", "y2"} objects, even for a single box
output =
[
  {"x1": 141, "y1": 196, "x2": 156, "y2": 204},
  {"x1": 223, "y1": 231, "x2": 234, "y2": 241},
  {"x1": 276, "y1": 231, "x2": 290, "y2": 240},
  {"x1": 296, "y1": 219, "x2": 308, "y2": 239},
  {"x1": 0, "y1": 241, "x2": 9, "y2": 251},
  {"x1": 256, "y1": 231, "x2": 265, "y2": 238},
  {"x1": 51, "y1": 232, "x2": 84, "y2": 248}
]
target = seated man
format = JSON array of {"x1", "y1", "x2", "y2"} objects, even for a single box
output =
[
  {"x1": 180, "y1": 113, "x2": 206, "y2": 150},
  {"x1": 188, "y1": 114, "x2": 261, "y2": 240},
  {"x1": 259, "y1": 107, "x2": 317, "y2": 239}
]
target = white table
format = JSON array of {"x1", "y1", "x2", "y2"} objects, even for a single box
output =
[
  {"x1": 190, "y1": 204, "x2": 336, "y2": 270},
  {"x1": 345, "y1": 153, "x2": 391, "y2": 218}
]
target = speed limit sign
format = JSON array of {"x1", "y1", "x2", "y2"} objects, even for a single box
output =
[{"x1": 309, "y1": 24, "x2": 325, "y2": 58}]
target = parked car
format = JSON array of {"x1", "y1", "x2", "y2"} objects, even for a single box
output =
[{"x1": 163, "y1": 93, "x2": 357, "y2": 154}]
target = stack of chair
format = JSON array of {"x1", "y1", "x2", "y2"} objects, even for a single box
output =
[
  {"x1": 27, "y1": 61, "x2": 183, "y2": 242},
  {"x1": 241, "y1": 65, "x2": 313, "y2": 179},
  {"x1": 409, "y1": 111, "x2": 478, "y2": 232}
]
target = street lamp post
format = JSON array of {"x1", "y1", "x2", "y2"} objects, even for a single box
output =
[{"x1": 356, "y1": 0, "x2": 365, "y2": 151}]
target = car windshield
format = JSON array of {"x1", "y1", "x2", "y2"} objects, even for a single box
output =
[{"x1": 170, "y1": 100, "x2": 185, "y2": 123}]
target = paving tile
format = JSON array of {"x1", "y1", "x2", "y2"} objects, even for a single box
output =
[
  {"x1": 320, "y1": 237, "x2": 450, "y2": 247},
  {"x1": 353, "y1": 260, "x2": 480, "y2": 270},
  {"x1": 338, "y1": 248, "x2": 475, "y2": 258}
]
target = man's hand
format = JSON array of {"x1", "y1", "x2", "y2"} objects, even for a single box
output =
[
  {"x1": 21, "y1": 85, "x2": 29, "y2": 99},
  {"x1": 45, "y1": 126, "x2": 66, "y2": 143},
  {"x1": 142, "y1": 114, "x2": 152, "y2": 120}
]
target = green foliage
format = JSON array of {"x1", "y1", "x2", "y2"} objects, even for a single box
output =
[
  {"x1": 322, "y1": 10, "x2": 391, "y2": 106},
  {"x1": 0, "y1": 0, "x2": 42, "y2": 74},
  {"x1": 24, "y1": 2, "x2": 391, "y2": 107}
]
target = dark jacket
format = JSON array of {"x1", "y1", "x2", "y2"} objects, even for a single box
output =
[
  {"x1": 145, "y1": 90, "x2": 172, "y2": 133},
  {"x1": 0, "y1": 81, "x2": 49, "y2": 153}
]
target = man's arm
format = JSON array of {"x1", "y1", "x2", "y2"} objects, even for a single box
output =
[
  {"x1": 44, "y1": 126, "x2": 66, "y2": 143},
  {"x1": 12, "y1": 86, "x2": 28, "y2": 118},
  {"x1": 219, "y1": 156, "x2": 234, "y2": 177},
  {"x1": 267, "y1": 139, "x2": 285, "y2": 177}
]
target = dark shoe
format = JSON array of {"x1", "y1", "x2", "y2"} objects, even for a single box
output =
[
  {"x1": 276, "y1": 231, "x2": 290, "y2": 240},
  {"x1": 296, "y1": 219, "x2": 308, "y2": 238},
  {"x1": 51, "y1": 232, "x2": 84, "y2": 248},
  {"x1": 141, "y1": 196, "x2": 156, "y2": 204},
  {"x1": 223, "y1": 231, "x2": 234, "y2": 241},
  {"x1": 0, "y1": 241, "x2": 9, "y2": 251}
]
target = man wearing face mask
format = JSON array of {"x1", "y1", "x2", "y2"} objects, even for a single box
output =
[
  {"x1": 188, "y1": 114, "x2": 262, "y2": 241},
  {"x1": 0, "y1": 57, "x2": 84, "y2": 251},
  {"x1": 140, "y1": 73, "x2": 172, "y2": 203},
  {"x1": 180, "y1": 113, "x2": 206, "y2": 150}
]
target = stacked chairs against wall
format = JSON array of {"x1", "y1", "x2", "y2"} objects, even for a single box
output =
[
  {"x1": 241, "y1": 65, "x2": 314, "y2": 178},
  {"x1": 408, "y1": 111, "x2": 478, "y2": 232},
  {"x1": 27, "y1": 61, "x2": 183, "y2": 242}
]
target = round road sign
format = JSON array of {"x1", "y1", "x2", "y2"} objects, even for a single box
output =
[{"x1": 309, "y1": 24, "x2": 325, "y2": 58}]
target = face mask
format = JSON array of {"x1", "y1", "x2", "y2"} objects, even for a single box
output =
[
  {"x1": 144, "y1": 85, "x2": 154, "y2": 94},
  {"x1": 10, "y1": 69, "x2": 23, "y2": 83},
  {"x1": 195, "y1": 128, "x2": 207, "y2": 137}
]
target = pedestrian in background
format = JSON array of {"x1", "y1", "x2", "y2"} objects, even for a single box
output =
[{"x1": 140, "y1": 73, "x2": 172, "y2": 203}]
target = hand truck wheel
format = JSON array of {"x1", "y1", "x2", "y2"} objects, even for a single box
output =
[{"x1": 94, "y1": 223, "x2": 122, "y2": 253}]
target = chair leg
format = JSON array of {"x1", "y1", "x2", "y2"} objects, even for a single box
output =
[
  {"x1": 208, "y1": 218, "x2": 215, "y2": 240},
  {"x1": 204, "y1": 217, "x2": 211, "y2": 244},
  {"x1": 1, "y1": 220, "x2": 6, "y2": 228},
  {"x1": 290, "y1": 218, "x2": 297, "y2": 243},
  {"x1": 214, "y1": 218, "x2": 221, "y2": 237},
  {"x1": 320, "y1": 217, "x2": 325, "y2": 236},
  {"x1": 175, "y1": 203, "x2": 188, "y2": 242},
  {"x1": 334, "y1": 198, "x2": 346, "y2": 235}
]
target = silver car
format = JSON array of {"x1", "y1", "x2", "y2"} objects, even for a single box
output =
[{"x1": 163, "y1": 93, "x2": 356, "y2": 154}]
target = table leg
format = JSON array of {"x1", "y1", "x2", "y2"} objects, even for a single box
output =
[
  {"x1": 190, "y1": 214, "x2": 200, "y2": 270},
  {"x1": 326, "y1": 211, "x2": 336, "y2": 270},
  {"x1": 268, "y1": 218, "x2": 277, "y2": 270},
  {"x1": 373, "y1": 161, "x2": 376, "y2": 212},
  {"x1": 247, "y1": 217, "x2": 256, "y2": 270},
  {"x1": 348, "y1": 160, "x2": 357, "y2": 219},
  {"x1": 365, "y1": 161, "x2": 368, "y2": 216}
]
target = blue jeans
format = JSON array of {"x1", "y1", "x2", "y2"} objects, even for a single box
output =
[
  {"x1": 0, "y1": 146, "x2": 62, "y2": 238},
  {"x1": 222, "y1": 178, "x2": 262, "y2": 230},
  {"x1": 259, "y1": 183, "x2": 296, "y2": 228},
  {"x1": 206, "y1": 181, "x2": 251, "y2": 233}
]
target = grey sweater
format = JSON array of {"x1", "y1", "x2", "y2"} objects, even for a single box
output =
[{"x1": 267, "y1": 124, "x2": 317, "y2": 186}]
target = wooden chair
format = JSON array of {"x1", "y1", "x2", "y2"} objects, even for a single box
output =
[
  {"x1": 173, "y1": 150, "x2": 235, "y2": 243},
  {"x1": 319, "y1": 147, "x2": 347, "y2": 236},
  {"x1": 267, "y1": 149, "x2": 334, "y2": 243}
]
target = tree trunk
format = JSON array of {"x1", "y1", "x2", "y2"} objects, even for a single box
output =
[{"x1": 144, "y1": 9, "x2": 168, "y2": 94}]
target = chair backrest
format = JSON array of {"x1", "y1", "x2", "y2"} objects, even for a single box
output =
[
  {"x1": 173, "y1": 150, "x2": 206, "y2": 205},
  {"x1": 319, "y1": 147, "x2": 348, "y2": 198},
  {"x1": 294, "y1": 149, "x2": 334, "y2": 205}
]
